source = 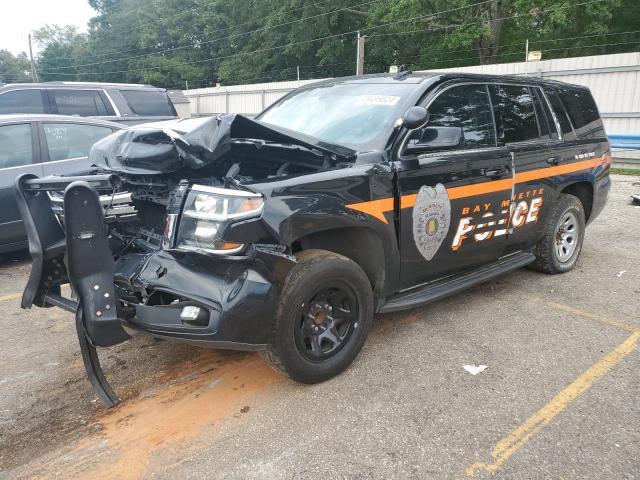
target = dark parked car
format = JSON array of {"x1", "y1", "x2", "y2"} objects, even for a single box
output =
[
  {"x1": 0, "y1": 114, "x2": 123, "y2": 253},
  {"x1": 0, "y1": 82, "x2": 178, "y2": 126},
  {"x1": 15, "y1": 72, "x2": 610, "y2": 406}
]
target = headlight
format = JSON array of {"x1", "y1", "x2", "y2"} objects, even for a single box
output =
[{"x1": 174, "y1": 185, "x2": 264, "y2": 254}]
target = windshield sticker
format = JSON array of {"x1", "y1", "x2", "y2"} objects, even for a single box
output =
[
  {"x1": 357, "y1": 95, "x2": 401, "y2": 106},
  {"x1": 413, "y1": 184, "x2": 451, "y2": 261}
]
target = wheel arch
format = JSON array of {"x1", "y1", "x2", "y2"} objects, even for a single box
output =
[
  {"x1": 561, "y1": 181, "x2": 594, "y2": 221},
  {"x1": 290, "y1": 226, "x2": 389, "y2": 301}
]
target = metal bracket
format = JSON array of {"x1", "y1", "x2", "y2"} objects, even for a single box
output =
[{"x1": 75, "y1": 306, "x2": 120, "y2": 408}]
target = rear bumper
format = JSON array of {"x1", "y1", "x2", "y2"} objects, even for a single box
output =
[
  {"x1": 116, "y1": 248, "x2": 295, "y2": 349},
  {"x1": 588, "y1": 171, "x2": 611, "y2": 224}
]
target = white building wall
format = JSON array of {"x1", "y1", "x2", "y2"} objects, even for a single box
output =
[
  {"x1": 419, "y1": 52, "x2": 640, "y2": 135},
  {"x1": 183, "y1": 52, "x2": 640, "y2": 136}
]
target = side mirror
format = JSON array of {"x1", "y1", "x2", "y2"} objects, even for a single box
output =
[
  {"x1": 406, "y1": 126, "x2": 464, "y2": 153},
  {"x1": 402, "y1": 106, "x2": 429, "y2": 130}
]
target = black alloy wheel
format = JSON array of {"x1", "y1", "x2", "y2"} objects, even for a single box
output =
[{"x1": 295, "y1": 283, "x2": 359, "y2": 361}]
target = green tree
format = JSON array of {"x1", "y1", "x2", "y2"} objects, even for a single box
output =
[
  {"x1": 33, "y1": 0, "x2": 638, "y2": 88},
  {"x1": 34, "y1": 25, "x2": 90, "y2": 81},
  {"x1": 0, "y1": 50, "x2": 32, "y2": 83}
]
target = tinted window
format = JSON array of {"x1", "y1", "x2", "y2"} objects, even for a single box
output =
[
  {"x1": 0, "y1": 89, "x2": 45, "y2": 114},
  {"x1": 0, "y1": 124, "x2": 33, "y2": 168},
  {"x1": 556, "y1": 87, "x2": 605, "y2": 138},
  {"x1": 544, "y1": 87, "x2": 574, "y2": 139},
  {"x1": 51, "y1": 89, "x2": 112, "y2": 116},
  {"x1": 493, "y1": 85, "x2": 540, "y2": 143},
  {"x1": 120, "y1": 90, "x2": 176, "y2": 116},
  {"x1": 43, "y1": 123, "x2": 115, "y2": 161},
  {"x1": 420, "y1": 84, "x2": 496, "y2": 149},
  {"x1": 531, "y1": 88, "x2": 558, "y2": 140}
]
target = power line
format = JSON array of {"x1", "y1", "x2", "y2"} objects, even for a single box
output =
[
  {"x1": 41, "y1": 0, "x2": 346, "y2": 63},
  {"x1": 396, "y1": 40, "x2": 640, "y2": 70},
  {"x1": 40, "y1": 0, "x2": 497, "y2": 76},
  {"x1": 369, "y1": 30, "x2": 640, "y2": 63},
  {"x1": 41, "y1": 0, "x2": 617, "y2": 80}
]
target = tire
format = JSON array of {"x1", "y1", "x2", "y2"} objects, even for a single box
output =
[
  {"x1": 260, "y1": 249, "x2": 374, "y2": 383},
  {"x1": 529, "y1": 193, "x2": 586, "y2": 274}
]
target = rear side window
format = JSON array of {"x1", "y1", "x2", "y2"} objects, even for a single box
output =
[
  {"x1": 51, "y1": 89, "x2": 113, "y2": 116},
  {"x1": 543, "y1": 88, "x2": 574, "y2": 140},
  {"x1": 424, "y1": 84, "x2": 496, "y2": 149},
  {"x1": 556, "y1": 87, "x2": 605, "y2": 139},
  {"x1": 492, "y1": 85, "x2": 540, "y2": 143},
  {"x1": 119, "y1": 90, "x2": 176, "y2": 116},
  {"x1": 0, "y1": 89, "x2": 45, "y2": 114},
  {"x1": 531, "y1": 88, "x2": 559, "y2": 140},
  {"x1": 0, "y1": 123, "x2": 34, "y2": 168},
  {"x1": 43, "y1": 123, "x2": 116, "y2": 161}
]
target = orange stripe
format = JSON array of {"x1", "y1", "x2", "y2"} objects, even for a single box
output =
[
  {"x1": 344, "y1": 197, "x2": 395, "y2": 224},
  {"x1": 346, "y1": 156, "x2": 607, "y2": 223}
]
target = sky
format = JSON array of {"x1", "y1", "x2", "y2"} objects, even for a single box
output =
[{"x1": 0, "y1": 0, "x2": 96, "y2": 56}]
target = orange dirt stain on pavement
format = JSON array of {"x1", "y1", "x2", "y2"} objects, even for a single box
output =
[{"x1": 38, "y1": 350, "x2": 282, "y2": 480}]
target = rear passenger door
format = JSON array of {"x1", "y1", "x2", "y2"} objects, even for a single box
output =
[
  {"x1": 0, "y1": 122, "x2": 43, "y2": 249},
  {"x1": 490, "y1": 84, "x2": 559, "y2": 254},
  {"x1": 39, "y1": 121, "x2": 118, "y2": 176}
]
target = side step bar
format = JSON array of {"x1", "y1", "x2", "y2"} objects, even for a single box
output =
[{"x1": 379, "y1": 251, "x2": 536, "y2": 313}]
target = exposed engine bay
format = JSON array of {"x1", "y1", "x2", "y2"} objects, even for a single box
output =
[{"x1": 81, "y1": 114, "x2": 356, "y2": 260}]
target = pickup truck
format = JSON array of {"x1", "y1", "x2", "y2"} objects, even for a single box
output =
[{"x1": 15, "y1": 72, "x2": 611, "y2": 406}]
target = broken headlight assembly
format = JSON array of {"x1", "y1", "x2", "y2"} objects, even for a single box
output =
[{"x1": 174, "y1": 185, "x2": 264, "y2": 255}]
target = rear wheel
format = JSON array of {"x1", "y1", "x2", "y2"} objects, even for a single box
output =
[
  {"x1": 261, "y1": 250, "x2": 373, "y2": 383},
  {"x1": 530, "y1": 193, "x2": 586, "y2": 274}
]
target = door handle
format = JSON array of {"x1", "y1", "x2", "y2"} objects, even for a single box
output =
[
  {"x1": 483, "y1": 166, "x2": 508, "y2": 179},
  {"x1": 546, "y1": 156, "x2": 561, "y2": 165}
]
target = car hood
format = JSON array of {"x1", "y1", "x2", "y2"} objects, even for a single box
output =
[{"x1": 88, "y1": 114, "x2": 357, "y2": 175}]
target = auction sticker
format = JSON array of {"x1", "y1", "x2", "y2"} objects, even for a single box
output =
[{"x1": 357, "y1": 95, "x2": 400, "y2": 106}]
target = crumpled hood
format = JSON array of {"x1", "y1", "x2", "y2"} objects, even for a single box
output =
[{"x1": 89, "y1": 114, "x2": 356, "y2": 175}]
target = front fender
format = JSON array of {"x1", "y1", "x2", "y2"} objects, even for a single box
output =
[{"x1": 226, "y1": 163, "x2": 401, "y2": 296}]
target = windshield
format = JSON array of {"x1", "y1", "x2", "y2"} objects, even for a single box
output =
[{"x1": 257, "y1": 83, "x2": 417, "y2": 151}]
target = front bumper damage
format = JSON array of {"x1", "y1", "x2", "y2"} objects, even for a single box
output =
[{"x1": 15, "y1": 173, "x2": 295, "y2": 407}]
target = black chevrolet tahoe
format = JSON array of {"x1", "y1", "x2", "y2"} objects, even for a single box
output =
[{"x1": 15, "y1": 72, "x2": 611, "y2": 406}]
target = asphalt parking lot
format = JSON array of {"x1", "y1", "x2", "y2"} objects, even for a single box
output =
[{"x1": 1, "y1": 174, "x2": 639, "y2": 480}]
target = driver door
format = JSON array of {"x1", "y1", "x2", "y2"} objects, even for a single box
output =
[{"x1": 394, "y1": 83, "x2": 514, "y2": 289}]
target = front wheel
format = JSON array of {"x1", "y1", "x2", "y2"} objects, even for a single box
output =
[
  {"x1": 529, "y1": 193, "x2": 586, "y2": 274},
  {"x1": 261, "y1": 250, "x2": 373, "y2": 384}
]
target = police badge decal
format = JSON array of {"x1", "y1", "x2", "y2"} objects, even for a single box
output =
[{"x1": 412, "y1": 184, "x2": 451, "y2": 261}]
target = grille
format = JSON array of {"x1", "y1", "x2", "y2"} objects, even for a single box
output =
[{"x1": 48, "y1": 191, "x2": 138, "y2": 222}]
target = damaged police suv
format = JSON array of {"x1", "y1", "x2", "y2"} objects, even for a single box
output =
[{"x1": 16, "y1": 72, "x2": 610, "y2": 406}]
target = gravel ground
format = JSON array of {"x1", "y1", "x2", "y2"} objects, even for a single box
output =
[{"x1": 0, "y1": 174, "x2": 638, "y2": 480}]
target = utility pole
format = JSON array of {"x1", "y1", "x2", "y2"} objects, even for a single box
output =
[
  {"x1": 525, "y1": 39, "x2": 529, "y2": 63},
  {"x1": 28, "y1": 34, "x2": 39, "y2": 83},
  {"x1": 356, "y1": 31, "x2": 366, "y2": 75},
  {"x1": 297, "y1": 65, "x2": 300, "y2": 81}
]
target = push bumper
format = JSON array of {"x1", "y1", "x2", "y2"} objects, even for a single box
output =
[{"x1": 14, "y1": 173, "x2": 295, "y2": 406}]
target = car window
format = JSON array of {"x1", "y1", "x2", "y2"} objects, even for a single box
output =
[
  {"x1": 413, "y1": 84, "x2": 496, "y2": 151},
  {"x1": 531, "y1": 87, "x2": 558, "y2": 140},
  {"x1": 556, "y1": 87, "x2": 605, "y2": 139},
  {"x1": 543, "y1": 87, "x2": 575, "y2": 140},
  {"x1": 493, "y1": 85, "x2": 540, "y2": 143},
  {"x1": 0, "y1": 89, "x2": 45, "y2": 114},
  {"x1": 0, "y1": 124, "x2": 34, "y2": 168},
  {"x1": 43, "y1": 123, "x2": 115, "y2": 161},
  {"x1": 51, "y1": 89, "x2": 113, "y2": 116},
  {"x1": 119, "y1": 90, "x2": 176, "y2": 116},
  {"x1": 258, "y1": 83, "x2": 419, "y2": 151}
]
